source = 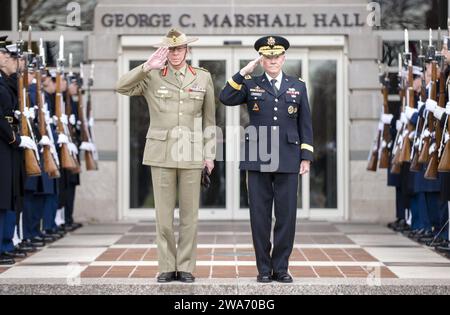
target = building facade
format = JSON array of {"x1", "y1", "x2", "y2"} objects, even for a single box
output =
[{"x1": 1, "y1": 0, "x2": 449, "y2": 223}]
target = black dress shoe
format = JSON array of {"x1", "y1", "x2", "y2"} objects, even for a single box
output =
[
  {"x1": 29, "y1": 238, "x2": 46, "y2": 248},
  {"x1": 0, "y1": 255, "x2": 15, "y2": 265},
  {"x1": 71, "y1": 223, "x2": 83, "y2": 230},
  {"x1": 44, "y1": 230, "x2": 63, "y2": 240},
  {"x1": 39, "y1": 234, "x2": 56, "y2": 243},
  {"x1": 394, "y1": 220, "x2": 411, "y2": 232},
  {"x1": 436, "y1": 244, "x2": 450, "y2": 253},
  {"x1": 157, "y1": 272, "x2": 177, "y2": 283},
  {"x1": 387, "y1": 219, "x2": 401, "y2": 230},
  {"x1": 2, "y1": 250, "x2": 27, "y2": 259},
  {"x1": 257, "y1": 274, "x2": 272, "y2": 283},
  {"x1": 18, "y1": 241, "x2": 38, "y2": 252},
  {"x1": 273, "y1": 272, "x2": 293, "y2": 283},
  {"x1": 178, "y1": 272, "x2": 195, "y2": 283}
]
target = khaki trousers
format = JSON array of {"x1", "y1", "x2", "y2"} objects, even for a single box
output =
[{"x1": 151, "y1": 166, "x2": 202, "y2": 273}]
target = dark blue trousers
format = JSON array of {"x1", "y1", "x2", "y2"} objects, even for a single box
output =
[
  {"x1": 247, "y1": 171, "x2": 298, "y2": 275},
  {"x1": 410, "y1": 192, "x2": 441, "y2": 232},
  {"x1": 2, "y1": 210, "x2": 16, "y2": 253},
  {"x1": 64, "y1": 184, "x2": 76, "y2": 225},
  {"x1": 396, "y1": 187, "x2": 406, "y2": 220},
  {"x1": 437, "y1": 200, "x2": 449, "y2": 240},
  {"x1": 0, "y1": 209, "x2": 5, "y2": 254},
  {"x1": 22, "y1": 192, "x2": 45, "y2": 240},
  {"x1": 43, "y1": 194, "x2": 58, "y2": 232}
]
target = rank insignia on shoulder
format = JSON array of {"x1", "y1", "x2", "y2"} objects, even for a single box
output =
[
  {"x1": 244, "y1": 75, "x2": 252, "y2": 80},
  {"x1": 252, "y1": 103, "x2": 260, "y2": 112}
]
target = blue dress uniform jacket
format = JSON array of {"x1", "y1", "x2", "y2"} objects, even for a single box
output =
[
  {"x1": 219, "y1": 72, "x2": 314, "y2": 173},
  {"x1": 24, "y1": 83, "x2": 57, "y2": 195},
  {"x1": 0, "y1": 73, "x2": 23, "y2": 211}
]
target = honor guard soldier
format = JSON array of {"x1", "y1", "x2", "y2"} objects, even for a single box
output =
[
  {"x1": 220, "y1": 36, "x2": 314, "y2": 283},
  {"x1": 0, "y1": 38, "x2": 37, "y2": 264}
]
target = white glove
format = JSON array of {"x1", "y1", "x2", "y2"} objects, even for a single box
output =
[
  {"x1": 444, "y1": 132, "x2": 450, "y2": 144},
  {"x1": 396, "y1": 120, "x2": 402, "y2": 131},
  {"x1": 69, "y1": 114, "x2": 76, "y2": 126},
  {"x1": 446, "y1": 102, "x2": 450, "y2": 115},
  {"x1": 400, "y1": 112, "x2": 408, "y2": 124},
  {"x1": 80, "y1": 142, "x2": 96, "y2": 152},
  {"x1": 418, "y1": 101, "x2": 425, "y2": 111},
  {"x1": 381, "y1": 113, "x2": 394, "y2": 125},
  {"x1": 23, "y1": 107, "x2": 32, "y2": 119},
  {"x1": 429, "y1": 143, "x2": 436, "y2": 155},
  {"x1": 60, "y1": 114, "x2": 68, "y2": 125},
  {"x1": 57, "y1": 134, "x2": 69, "y2": 145},
  {"x1": 88, "y1": 117, "x2": 95, "y2": 128},
  {"x1": 14, "y1": 110, "x2": 21, "y2": 120},
  {"x1": 426, "y1": 99, "x2": 438, "y2": 113},
  {"x1": 378, "y1": 122, "x2": 384, "y2": 131},
  {"x1": 68, "y1": 142, "x2": 79, "y2": 155},
  {"x1": 19, "y1": 136, "x2": 37, "y2": 151},
  {"x1": 39, "y1": 135, "x2": 51, "y2": 147},
  {"x1": 405, "y1": 107, "x2": 418, "y2": 121},
  {"x1": 80, "y1": 142, "x2": 91, "y2": 152},
  {"x1": 434, "y1": 106, "x2": 445, "y2": 120}
]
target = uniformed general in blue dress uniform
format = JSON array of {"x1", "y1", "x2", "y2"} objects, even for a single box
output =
[{"x1": 220, "y1": 36, "x2": 313, "y2": 283}]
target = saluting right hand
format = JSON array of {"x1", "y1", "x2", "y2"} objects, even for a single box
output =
[
  {"x1": 240, "y1": 56, "x2": 263, "y2": 76},
  {"x1": 143, "y1": 47, "x2": 169, "y2": 72}
]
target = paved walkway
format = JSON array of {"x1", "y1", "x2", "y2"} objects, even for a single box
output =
[{"x1": 1, "y1": 221, "x2": 450, "y2": 294}]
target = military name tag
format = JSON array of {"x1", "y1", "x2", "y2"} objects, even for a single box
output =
[{"x1": 250, "y1": 92, "x2": 263, "y2": 97}]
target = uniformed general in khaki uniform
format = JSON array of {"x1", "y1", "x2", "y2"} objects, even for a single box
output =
[{"x1": 116, "y1": 29, "x2": 216, "y2": 283}]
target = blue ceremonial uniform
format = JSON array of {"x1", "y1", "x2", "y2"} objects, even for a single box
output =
[
  {"x1": 220, "y1": 66, "x2": 313, "y2": 277},
  {"x1": 408, "y1": 89, "x2": 448, "y2": 235},
  {"x1": 22, "y1": 83, "x2": 59, "y2": 239},
  {"x1": 0, "y1": 71, "x2": 24, "y2": 256},
  {"x1": 220, "y1": 71, "x2": 313, "y2": 172}
]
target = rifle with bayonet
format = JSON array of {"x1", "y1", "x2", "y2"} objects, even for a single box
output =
[
  {"x1": 17, "y1": 23, "x2": 41, "y2": 177},
  {"x1": 379, "y1": 64, "x2": 392, "y2": 169},
  {"x1": 398, "y1": 50, "x2": 415, "y2": 165},
  {"x1": 418, "y1": 30, "x2": 437, "y2": 164},
  {"x1": 367, "y1": 62, "x2": 390, "y2": 172},
  {"x1": 65, "y1": 53, "x2": 81, "y2": 174},
  {"x1": 36, "y1": 38, "x2": 60, "y2": 178},
  {"x1": 391, "y1": 53, "x2": 407, "y2": 174},
  {"x1": 77, "y1": 63, "x2": 98, "y2": 171},
  {"x1": 425, "y1": 32, "x2": 447, "y2": 179},
  {"x1": 438, "y1": 22, "x2": 450, "y2": 172},
  {"x1": 410, "y1": 40, "x2": 427, "y2": 172},
  {"x1": 55, "y1": 35, "x2": 77, "y2": 170}
]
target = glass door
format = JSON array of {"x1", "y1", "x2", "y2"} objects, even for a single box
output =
[{"x1": 118, "y1": 37, "x2": 346, "y2": 221}]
